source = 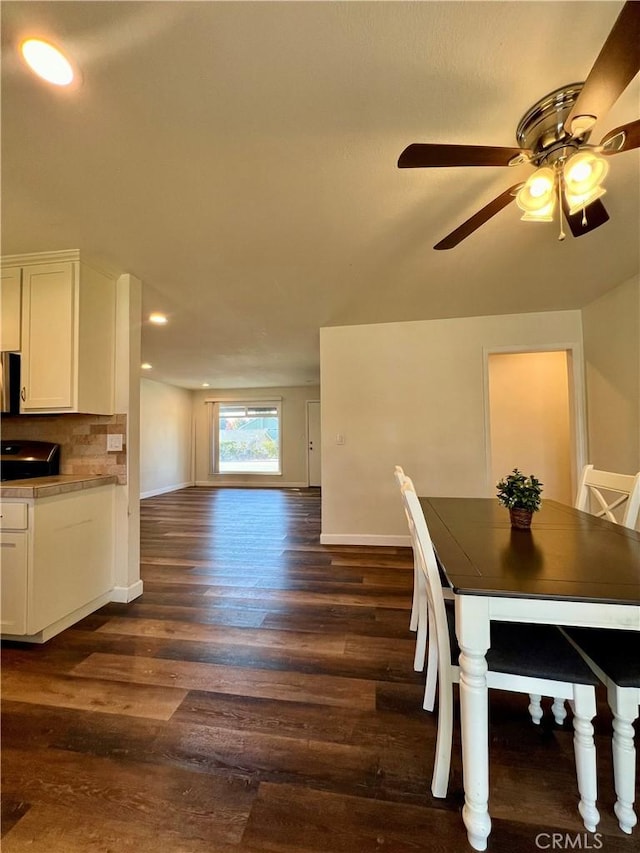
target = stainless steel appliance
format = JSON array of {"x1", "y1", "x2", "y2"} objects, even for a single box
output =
[
  {"x1": 0, "y1": 352, "x2": 21, "y2": 415},
  {"x1": 0, "y1": 440, "x2": 61, "y2": 481}
]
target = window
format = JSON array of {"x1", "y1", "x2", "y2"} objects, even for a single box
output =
[{"x1": 214, "y1": 401, "x2": 281, "y2": 474}]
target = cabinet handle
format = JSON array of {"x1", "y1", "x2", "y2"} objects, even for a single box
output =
[{"x1": 20, "y1": 387, "x2": 26, "y2": 401}]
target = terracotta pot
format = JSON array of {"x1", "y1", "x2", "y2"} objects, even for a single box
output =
[{"x1": 509, "y1": 507, "x2": 533, "y2": 529}]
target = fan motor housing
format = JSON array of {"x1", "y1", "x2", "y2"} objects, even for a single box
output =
[{"x1": 516, "y1": 83, "x2": 588, "y2": 165}]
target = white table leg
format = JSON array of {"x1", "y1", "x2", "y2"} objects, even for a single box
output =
[
  {"x1": 456, "y1": 595, "x2": 492, "y2": 851},
  {"x1": 571, "y1": 685, "x2": 599, "y2": 832},
  {"x1": 609, "y1": 683, "x2": 638, "y2": 834}
]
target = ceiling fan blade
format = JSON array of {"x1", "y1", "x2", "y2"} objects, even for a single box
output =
[
  {"x1": 564, "y1": 2, "x2": 640, "y2": 136},
  {"x1": 600, "y1": 118, "x2": 640, "y2": 154},
  {"x1": 561, "y1": 196, "x2": 610, "y2": 238},
  {"x1": 398, "y1": 143, "x2": 528, "y2": 169},
  {"x1": 434, "y1": 184, "x2": 522, "y2": 250}
]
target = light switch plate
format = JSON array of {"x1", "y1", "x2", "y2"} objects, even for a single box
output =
[{"x1": 107, "y1": 434, "x2": 124, "y2": 452}]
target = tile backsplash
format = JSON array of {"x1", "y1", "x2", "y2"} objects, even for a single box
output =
[{"x1": 1, "y1": 413, "x2": 127, "y2": 484}]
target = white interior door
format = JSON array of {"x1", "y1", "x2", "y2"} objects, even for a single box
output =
[{"x1": 307, "y1": 401, "x2": 321, "y2": 487}]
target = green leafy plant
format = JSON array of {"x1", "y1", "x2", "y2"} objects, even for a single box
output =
[{"x1": 496, "y1": 469, "x2": 543, "y2": 512}]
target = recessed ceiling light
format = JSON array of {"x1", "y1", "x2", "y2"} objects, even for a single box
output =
[
  {"x1": 149, "y1": 313, "x2": 168, "y2": 325},
  {"x1": 21, "y1": 38, "x2": 74, "y2": 86},
  {"x1": 141, "y1": 363, "x2": 153, "y2": 370},
  {"x1": 201, "y1": 383, "x2": 210, "y2": 387}
]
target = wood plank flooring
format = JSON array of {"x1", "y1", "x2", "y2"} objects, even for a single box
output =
[{"x1": 2, "y1": 486, "x2": 638, "y2": 851}]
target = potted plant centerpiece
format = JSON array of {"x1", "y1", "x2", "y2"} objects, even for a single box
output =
[{"x1": 496, "y1": 468, "x2": 543, "y2": 529}]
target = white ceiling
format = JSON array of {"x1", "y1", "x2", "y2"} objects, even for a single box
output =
[{"x1": 2, "y1": 1, "x2": 639, "y2": 389}]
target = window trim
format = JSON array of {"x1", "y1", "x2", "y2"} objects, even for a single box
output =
[{"x1": 208, "y1": 398, "x2": 283, "y2": 476}]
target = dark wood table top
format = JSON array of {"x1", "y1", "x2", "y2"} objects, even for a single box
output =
[{"x1": 419, "y1": 497, "x2": 640, "y2": 606}]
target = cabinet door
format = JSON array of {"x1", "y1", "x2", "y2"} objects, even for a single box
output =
[
  {"x1": 21, "y1": 262, "x2": 76, "y2": 410},
  {"x1": 31, "y1": 486, "x2": 114, "y2": 634},
  {"x1": 0, "y1": 532, "x2": 28, "y2": 635},
  {"x1": 0, "y1": 267, "x2": 22, "y2": 351}
]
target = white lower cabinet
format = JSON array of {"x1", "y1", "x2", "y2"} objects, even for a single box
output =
[
  {"x1": 0, "y1": 486, "x2": 114, "y2": 641},
  {"x1": 0, "y1": 532, "x2": 28, "y2": 634}
]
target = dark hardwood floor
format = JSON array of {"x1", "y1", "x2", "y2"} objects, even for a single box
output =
[{"x1": 1, "y1": 487, "x2": 637, "y2": 851}]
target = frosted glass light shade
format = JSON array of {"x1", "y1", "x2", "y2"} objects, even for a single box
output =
[
  {"x1": 516, "y1": 167, "x2": 556, "y2": 214},
  {"x1": 520, "y1": 199, "x2": 556, "y2": 222},
  {"x1": 564, "y1": 151, "x2": 608, "y2": 196},
  {"x1": 566, "y1": 185, "x2": 607, "y2": 216}
]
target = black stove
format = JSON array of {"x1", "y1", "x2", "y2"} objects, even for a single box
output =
[{"x1": 0, "y1": 440, "x2": 61, "y2": 481}]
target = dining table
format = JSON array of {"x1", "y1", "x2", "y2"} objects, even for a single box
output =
[{"x1": 418, "y1": 496, "x2": 640, "y2": 851}]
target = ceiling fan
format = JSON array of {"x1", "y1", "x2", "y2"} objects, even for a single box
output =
[{"x1": 398, "y1": 1, "x2": 640, "y2": 250}]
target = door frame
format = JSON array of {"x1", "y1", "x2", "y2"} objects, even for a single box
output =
[
  {"x1": 306, "y1": 399, "x2": 321, "y2": 487},
  {"x1": 482, "y1": 343, "x2": 588, "y2": 499}
]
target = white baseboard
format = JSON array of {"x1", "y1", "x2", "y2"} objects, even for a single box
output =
[
  {"x1": 110, "y1": 580, "x2": 144, "y2": 603},
  {"x1": 320, "y1": 533, "x2": 412, "y2": 547},
  {"x1": 140, "y1": 481, "x2": 194, "y2": 499},
  {"x1": 194, "y1": 480, "x2": 310, "y2": 489}
]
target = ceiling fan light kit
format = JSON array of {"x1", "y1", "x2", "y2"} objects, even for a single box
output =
[
  {"x1": 515, "y1": 167, "x2": 556, "y2": 220},
  {"x1": 520, "y1": 205, "x2": 555, "y2": 224},
  {"x1": 564, "y1": 150, "x2": 608, "y2": 192},
  {"x1": 516, "y1": 148, "x2": 609, "y2": 224},
  {"x1": 566, "y1": 184, "x2": 607, "y2": 218},
  {"x1": 398, "y1": 1, "x2": 640, "y2": 249}
]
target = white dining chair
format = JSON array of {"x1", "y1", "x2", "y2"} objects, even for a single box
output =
[
  {"x1": 394, "y1": 465, "x2": 419, "y2": 633},
  {"x1": 560, "y1": 627, "x2": 640, "y2": 835},
  {"x1": 575, "y1": 465, "x2": 640, "y2": 528},
  {"x1": 394, "y1": 465, "x2": 406, "y2": 488},
  {"x1": 393, "y1": 469, "x2": 454, "y2": 710},
  {"x1": 540, "y1": 466, "x2": 640, "y2": 728},
  {"x1": 401, "y1": 486, "x2": 601, "y2": 832}
]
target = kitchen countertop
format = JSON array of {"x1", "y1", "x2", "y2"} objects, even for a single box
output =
[{"x1": 0, "y1": 474, "x2": 118, "y2": 499}]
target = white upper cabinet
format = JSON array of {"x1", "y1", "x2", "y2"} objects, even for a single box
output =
[
  {"x1": 0, "y1": 266, "x2": 22, "y2": 352},
  {"x1": 5, "y1": 250, "x2": 117, "y2": 414},
  {"x1": 21, "y1": 262, "x2": 76, "y2": 409}
]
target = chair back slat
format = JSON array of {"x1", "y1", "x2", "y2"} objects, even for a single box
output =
[
  {"x1": 402, "y1": 488, "x2": 454, "y2": 674},
  {"x1": 575, "y1": 464, "x2": 640, "y2": 528},
  {"x1": 394, "y1": 468, "x2": 416, "y2": 528}
]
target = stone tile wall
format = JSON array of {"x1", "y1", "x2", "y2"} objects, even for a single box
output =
[{"x1": 1, "y1": 413, "x2": 127, "y2": 484}]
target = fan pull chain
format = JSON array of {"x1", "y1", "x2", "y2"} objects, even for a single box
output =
[
  {"x1": 558, "y1": 176, "x2": 566, "y2": 242},
  {"x1": 582, "y1": 207, "x2": 587, "y2": 226}
]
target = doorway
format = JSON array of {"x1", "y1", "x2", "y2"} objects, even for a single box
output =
[
  {"x1": 487, "y1": 350, "x2": 581, "y2": 505},
  {"x1": 307, "y1": 400, "x2": 321, "y2": 487}
]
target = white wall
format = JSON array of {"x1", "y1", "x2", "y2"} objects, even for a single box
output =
[
  {"x1": 320, "y1": 310, "x2": 583, "y2": 544},
  {"x1": 193, "y1": 385, "x2": 320, "y2": 487},
  {"x1": 582, "y1": 274, "x2": 640, "y2": 478},
  {"x1": 140, "y1": 378, "x2": 193, "y2": 497}
]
